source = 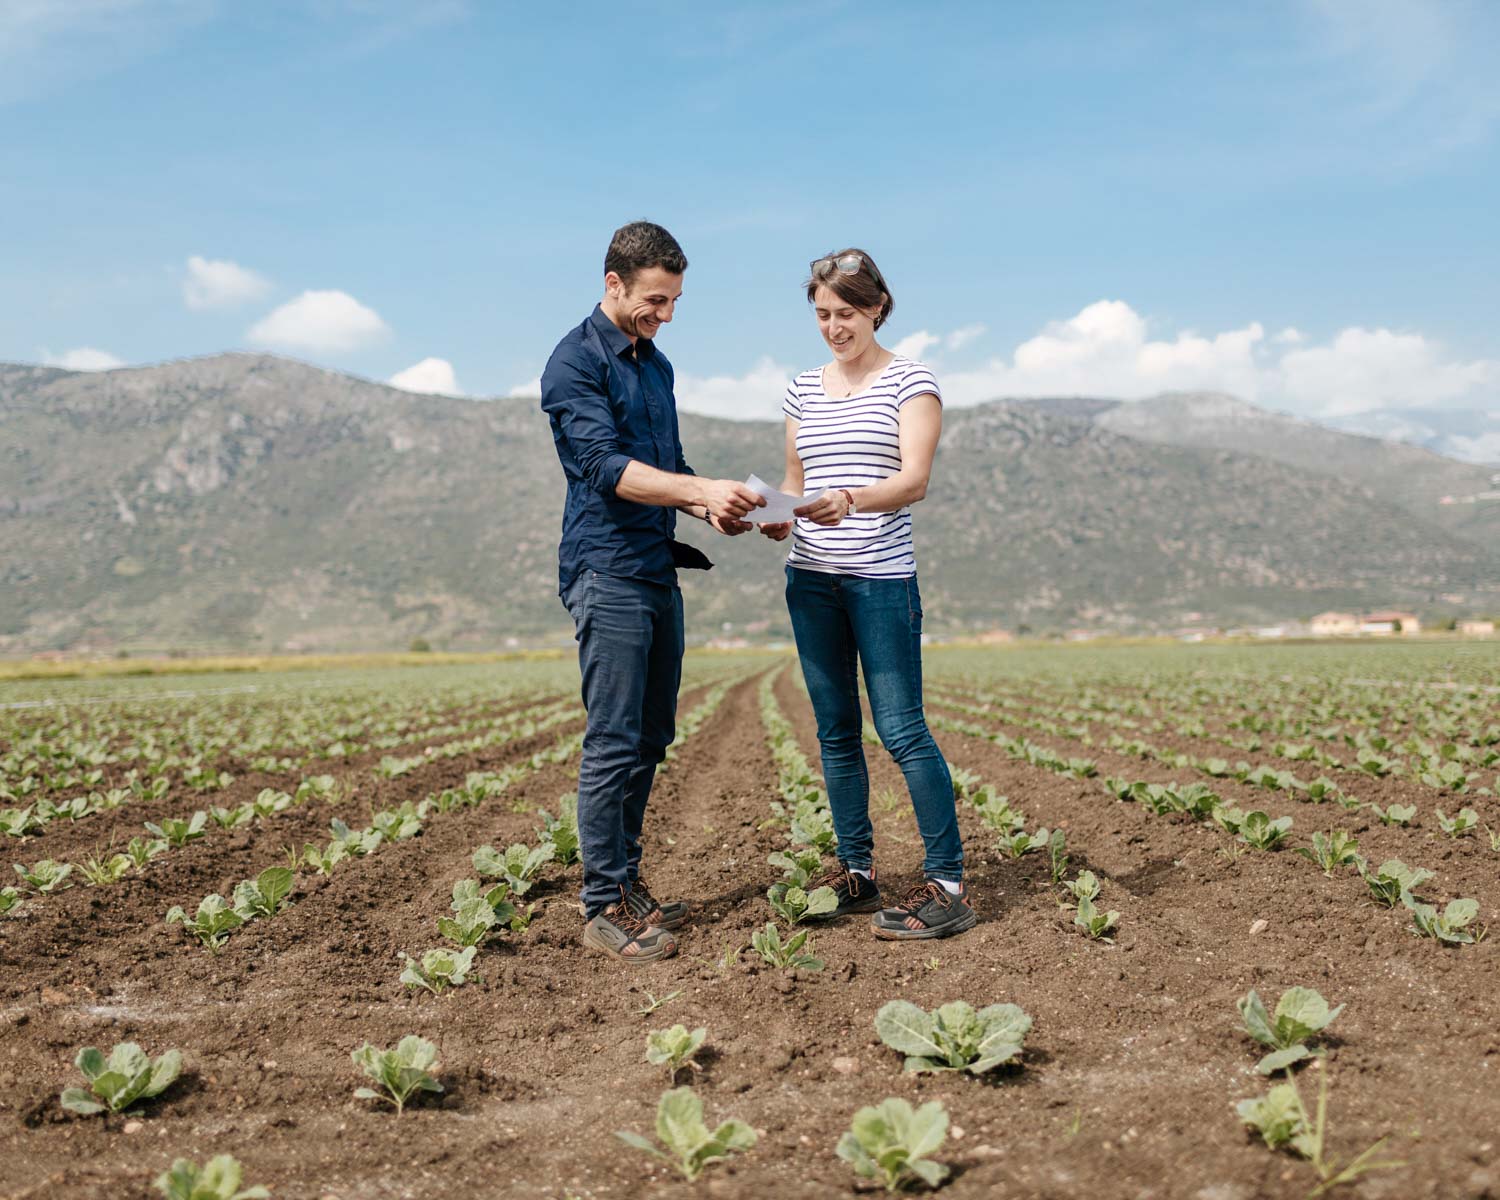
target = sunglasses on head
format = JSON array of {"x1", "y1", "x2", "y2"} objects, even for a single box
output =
[{"x1": 809, "y1": 252, "x2": 865, "y2": 277}]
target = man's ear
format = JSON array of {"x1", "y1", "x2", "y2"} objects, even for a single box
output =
[{"x1": 604, "y1": 270, "x2": 625, "y2": 298}]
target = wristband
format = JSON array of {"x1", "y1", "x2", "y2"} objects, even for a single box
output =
[{"x1": 838, "y1": 488, "x2": 857, "y2": 515}]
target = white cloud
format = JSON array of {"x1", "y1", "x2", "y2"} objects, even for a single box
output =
[
  {"x1": 42, "y1": 346, "x2": 126, "y2": 371},
  {"x1": 389, "y1": 357, "x2": 462, "y2": 396},
  {"x1": 675, "y1": 356, "x2": 795, "y2": 421},
  {"x1": 945, "y1": 323, "x2": 987, "y2": 351},
  {"x1": 892, "y1": 330, "x2": 941, "y2": 360},
  {"x1": 183, "y1": 255, "x2": 271, "y2": 310},
  {"x1": 1278, "y1": 326, "x2": 1497, "y2": 416},
  {"x1": 246, "y1": 289, "x2": 390, "y2": 354},
  {"x1": 1447, "y1": 432, "x2": 1500, "y2": 465},
  {"x1": 1274, "y1": 327, "x2": 1305, "y2": 344},
  {"x1": 508, "y1": 377, "x2": 541, "y2": 398}
]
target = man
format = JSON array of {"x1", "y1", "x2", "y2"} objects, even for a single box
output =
[{"x1": 540, "y1": 220, "x2": 764, "y2": 963}]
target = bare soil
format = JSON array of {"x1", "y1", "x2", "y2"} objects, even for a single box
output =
[{"x1": 2, "y1": 670, "x2": 1497, "y2": 1200}]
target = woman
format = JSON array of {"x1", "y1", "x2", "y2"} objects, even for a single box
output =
[{"x1": 760, "y1": 248, "x2": 973, "y2": 940}]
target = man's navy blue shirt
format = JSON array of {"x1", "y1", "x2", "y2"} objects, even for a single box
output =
[{"x1": 540, "y1": 305, "x2": 694, "y2": 594}]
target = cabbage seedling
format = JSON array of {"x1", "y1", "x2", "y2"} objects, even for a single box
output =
[
  {"x1": 154, "y1": 1155, "x2": 268, "y2": 1200},
  {"x1": 165, "y1": 894, "x2": 243, "y2": 953},
  {"x1": 875, "y1": 999, "x2": 1031, "y2": 1075},
  {"x1": 0, "y1": 885, "x2": 19, "y2": 915},
  {"x1": 1356, "y1": 858, "x2": 1433, "y2": 908},
  {"x1": 328, "y1": 819, "x2": 380, "y2": 857},
  {"x1": 836, "y1": 1097, "x2": 950, "y2": 1192},
  {"x1": 615, "y1": 1087, "x2": 756, "y2": 1181},
  {"x1": 230, "y1": 867, "x2": 294, "y2": 920},
  {"x1": 766, "y1": 882, "x2": 837, "y2": 924},
  {"x1": 472, "y1": 842, "x2": 554, "y2": 895},
  {"x1": 399, "y1": 945, "x2": 477, "y2": 993},
  {"x1": 77, "y1": 852, "x2": 132, "y2": 886},
  {"x1": 1048, "y1": 830, "x2": 1069, "y2": 883},
  {"x1": 1404, "y1": 894, "x2": 1480, "y2": 944},
  {"x1": 352, "y1": 1035, "x2": 443, "y2": 1115},
  {"x1": 1294, "y1": 831, "x2": 1360, "y2": 876},
  {"x1": 125, "y1": 837, "x2": 168, "y2": 869},
  {"x1": 249, "y1": 789, "x2": 293, "y2": 820},
  {"x1": 788, "y1": 801, "x2": 838, "y2": 853},
  {"x1": 0, "y1": 807, "x2": 40, "y2": 836},
  {"x1": 750, "y1": 922, "x2": 823, "y2": 971},
  {"x1": 644, "y1": 1024, "x2": 707, "y2": 1081},
  {"x1": 996, "y1": 826, "x2": 1050, "y2": 858},
  {"x1": 370, "y1": 802, "x2": 424, "y2": 842},
  {"x1": 450, "y1": 878, "x2": 518, "y2": 928},
  {"x1": 438, "y1": 887, "x2": 498, "y2": 948},
  {"x1": 1369, "y1": 803, "x2": 1416, "y2": 827},
  {"x1": 207, "y1": 805, "x2": 254, "y2": 830},
  {"x1": 1074, "y1": 896, "x2": 1119, "y2": 941},
  {"x1": 535, "y1": 793, "x2": 581, "y2": 866},
  {"x1": 61, "y1": 1042, "x2": 182, "y2": 1114},
  {"x1": 298, "y1": 842, "x2": 346, "y2": 875},
  {"x1": 767, "y1": 846, "x2": 822, "y2": 886},
  {"x1": 1062, "y1": 870, "x2": 1101, "y2": 902},
  {"x1": 1435, "y1": 807, "x2": 1479, "y2": 838},
  {"x1": 1237, "y1": 1069, "x2": 1403, "y2": 1192},
  {"x1": 1212, "y1": 805, "x2": 1247, "y2": 835},
  {"x1": 145, "y1": 812, "x2": 207, "y2": 848},
  {"x1": 1238, "y1": 811, "x2": 1293, "y2": 850},
  {"x1": 14, "y1": 859, "x2": 73, "y2": 892},
  {"x1": 1238, "y1": 987, "x2": 1343, "y2": 1074}
]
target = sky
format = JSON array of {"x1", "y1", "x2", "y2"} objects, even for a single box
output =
[{"x1": 3, "y1": 0, "x2": 1498, "y2": 437}]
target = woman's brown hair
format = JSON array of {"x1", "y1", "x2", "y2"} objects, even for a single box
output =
[{"x1": 804, "y1": 248, "x2": 894, "y2": 330}]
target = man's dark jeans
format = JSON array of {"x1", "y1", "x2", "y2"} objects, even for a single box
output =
[
  {"x1": 785, "y1": 566, "x2": 962, "y2": 882},
  {"x1": 563, "y1": 570, "x2": 684, "y2": 918}
]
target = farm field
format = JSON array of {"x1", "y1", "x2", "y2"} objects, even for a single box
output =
[{"x1": 2, "y1": 641, "x2": 1498, "y2": 1199}]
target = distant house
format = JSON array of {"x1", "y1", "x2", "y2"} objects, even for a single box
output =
[
  {"x1": 1458, "y1": 619, "x2": 1496, "y2": 637},
  {"x1": 1310, "y1": 612, "x2": 1359, "y2": 637},
  {"x1": 1361, "y1": 611, "x2": 1421, "y2": 636}
]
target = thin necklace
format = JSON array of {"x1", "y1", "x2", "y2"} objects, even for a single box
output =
[{"x1": 830, "y1": 351, "x2": 888, "y2": 398}]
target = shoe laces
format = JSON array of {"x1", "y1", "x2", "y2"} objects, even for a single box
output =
[
  {"x1": 605, "y1": 896, "x2": 652, "y2": 937},
  {"x1": 894, "y1": 880, "x2": 948, "y2": 912},
  {"x1": 808, "y1": 864, "x2": 856, "y2": 892}
]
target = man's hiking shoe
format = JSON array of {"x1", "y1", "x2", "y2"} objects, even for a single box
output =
[
  {"x1": 624, "y1": 877, "x2": 689, "y2": 930},
  {"x1": 804, "y1": 864, "x2": 883, "y2": 920},
  {"x1": 581, "y1": 902, "x2": 678, "y2": 962},
  {"x1": 871, "y1": 880, "x2": 977, "y2": 940}
]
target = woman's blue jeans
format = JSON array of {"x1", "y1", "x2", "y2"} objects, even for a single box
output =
[{"x1": 784, "y1": 567, "x2": 962, "y2": 882}]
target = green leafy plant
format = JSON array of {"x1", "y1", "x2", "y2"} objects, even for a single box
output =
[
  {"x1": 645, "y1": 1024, "x2": 707, "y2": 1081},
  {"x1": 295, "y1": 774, "x2": 339, "y2": 804},
  {"x1": 635, "y1": 990, "x2": 683, "y2": 1016},
  {"x1": 77, "y1": 851, "x2": 132, "y2": 886},
  {"x1": 749, "y1": 921, "x2": 823, "y2": 970},
  {"x1": 1238, "y1": 987, "x2": 1343, "y2": 1073},
  {"x1": 1356, "y1": 858, "x2": 1434, "y2": 908},
  {"x1": 836, "y1": 1097, "x2": 950, "y2": 1193},
  {"x1": 451, "y1": 877, "x2": 520, "y2": 928},
  {"x1": 0, "y1": 885, "x2": 20, "y2": 915},
  {"x1": 0, "y1": 806, "x2": 41, "y2": 837},
  {"x1": 154, "y1": 1155, "x2": 268, "y2": 1200},
  {"x1": 615, "y1": 1087, "x2": 756, "y2": 1181},
  {"x1": 14, "y1": 859, "x2": 74, "y2": 892},
  {"x1": 1074, "y1": 895, "x2": 1120, "y2": 941},
  {"x1": 352, "y1": 1035, "x2": 443, "y2": 1115},
  {"x1": 1047, "y1": 829, "x2": 1069, "y2": 883},
  {"x1": 230, "y1": 867, "x2": 295, "y2": 920},
  {"x1": 536, "y1": 793, "x2": 581, "y2": 866},
  {"x1": 207, "y1": 804, "x2": 254, "y2": 830},
  {"x1": 1435, "y1": 807, "x2": 1479, "y2": 838},
  {"x1": 766, "y1": 881, "x2": 837, "y2": 924},
  {"x1": 124, "y1": 836, "x2": 169, "y2": 868},
  {"x1": 1238, "y1": 810, "x2": 1293, "y2": 850},
  {"x1": 370, "y1": 801, "x2": 424, "y2": 842},
  {"x1": 472, "y1": 842, "x2": 555, "y2": 895},
  {"x1": 438, "y1": 881, "x2": 499, "y2": 947},
  {"x1": 61, "y1": 1042, "x2": 182, "y2": 1114},
  {"x1": 1404, "y1": 894, "x2": 1480, "y2": 944},
  {"x1": 1369, "y1": 802, "x2": 1416, "y2": 827},
  {"x1": 249, "y1": 789, "x2": 293, "y2": 820},
  {"x1": 399, "y1": 945, "x2": 477, "y2": 993},
  {"x1": 996, "y1": 825, "x2": 1050, "y2": 858},
  {"x1": 297, "y1": 841, "x2": 346, "y2": 875},
  {"x1": 874, "y1": 999, "x2": 1031, "y2": 1074},
  {"x1": 1062, "y1": 870, "x2": 1101, "y2": 902},
  {"x1": 145, "y1": 812, "x2": 208, "y2": 848},
  {"x1": 1294, "y1": 830, "x2": 1360, "y2": 875},
  {"x1": 1211, "y1": 805, "x2": 1248, "y2": 835},
  {"x1": 165, "y1": 894, "x2": 244, "y2": 953},
  {"x1": 767, "y1": 846, "x2": 822, "y2": 886},
  {"x1": 328, "y1": 818, "x2": 381, "y2": 857}
]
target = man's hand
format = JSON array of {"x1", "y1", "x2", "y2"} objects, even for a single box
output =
[
  {"x1": 759, "y1": 521, "x2": 793, "y2": 542},
  {"x1": 711, "y1": 513, "x2": 753, "y2": 536},
  {"x1": 699, "y1": 479, "x2": 766, "y2": 522}
]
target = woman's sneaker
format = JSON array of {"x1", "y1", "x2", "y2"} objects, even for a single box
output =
[
  {"x1": 581, "y1": 900, "x2": 678, "y2": 962},
  {"x1": 804, "y1": 864, "x2": 883, "y2": 919},
  {"x1": 623, "y1": 877, "x2": 690, "y2": 930},
  {"x1": 871, "y1": 880, "x2": 977, "y2": 940}
]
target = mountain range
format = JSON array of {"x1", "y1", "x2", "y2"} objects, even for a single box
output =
[{"x1": 2, "y1": 355, "x2": 1497, "y2": 653}]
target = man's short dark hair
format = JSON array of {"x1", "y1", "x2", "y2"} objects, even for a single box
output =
[{"x1": 605, "y1": 221, "x2": 687, "y2": 285}]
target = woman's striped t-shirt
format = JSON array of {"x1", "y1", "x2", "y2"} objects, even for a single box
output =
[{"x1": 781, "y1": 354, "x2": 941, "y2": 579}]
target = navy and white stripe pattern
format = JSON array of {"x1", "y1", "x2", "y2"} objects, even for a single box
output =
[{"x1": 782, "y1": 355, "x2": 941, "y2": 579}]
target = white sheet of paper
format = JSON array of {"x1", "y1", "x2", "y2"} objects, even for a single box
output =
[{"x1": 745, "y1": 474, "x2": 825, "y2": 524}]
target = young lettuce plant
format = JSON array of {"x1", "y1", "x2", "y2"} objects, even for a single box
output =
[
  {"x1": 1211, "y1": 805, "x2": 1248, "y2": 835},
  {"x1": 352, "y1": 1035, "x2": 443, "y2": 1115},
  {"x1": 1403, "y1": 894, "x2": 1480, "y2": 944},
  {"x1": 472, "y1": 842, "x2": 555, "y2": 896},
  {"x1": 1238, "y1": 811, "x2": 1293, "y2": 850},
  {"x1": 874, "y1": 999, "x2": 1031, "y2": 1075},
  {"x1": 644, "y1": 1024, "x2": 707, "y2": 1082},
  {"x1": 144, "y1": 812, "x2": 208, "y2": 848},
  {"x1": 438, "y1": 883, "x2": 499, "y2": 948},
  {"x1": 165, "y1": 895, "x2": 243, "y2": 953},
  {"x1": 1074, "y1": 896, "x2": 1120, "y2": 941},
  {"x1": 328, "y1": 818, "x2": 381, "y2": 858},
  {"x1": 996, "y1": 825, "x2": 1050, "y2": 858},
  {"x1": 207, "y1": 804, "x2": 255, "y2": 830},
  {"x1": 0, "y1": 885, "x2": 20, "y2": 916},
  {"x1": 77, "y1": 852, "x2": 132, "y2": 886},
  {"x1": 1062, "y1": 870, "x2": 1101, "y2": 903},
  {"x1": 615, "y1": 1087, "x2": 756, "y2": 1181},
  {"x1": 154, "y1": 1155, "x2": 269, "y2": 1200},
  {"x1": 370, "y1": 801, "x2": 424, "y2": 843},
  {"x1": 1047, "y1": 830, "x2": 1069, "y2": 884},
  {"x1": 125, "y1": 837, "x2": 169, "y2": 869},
  {"x1": 1238, "y1": 987, "x2": 1343, "y2": 1074},
  {"x1": 399, "y1": 945, "x2": 477, "y2": 994},
  {"x1": 535, "y1": 793, "x2": 581, "y2": 866},
  {"x1": 1435, "y1": 807, "x2": 1479, "y2": 838},
  {"x1": 61, "y1": 1042, "x2": 182, "y2": 1114},
  {"x1": 766, "y1": 881, "x2": 837, "y2": 924},
  {"x1": 767, "y1": 846, "x2": 822, "y2": 886},
  {"x1": 750, "y1": 922, "x2": 823, "y2": 971},
  {"x1": 836, "y1": 1097, "x2": 950, "y2": 1193},
  {"x1": 230, "y1": 867, "x2": 295, "y2": 921},
  {"x1": 451, "y1": 878, "x2": 520, "y2": 929},
  {"x1": 1294, "y1": 831, "x2": 1360, "y2": 876},
  {"x1": 1369, "y1": 803, "x2": 1416, "y2": 827},
  {"x1": 1356, "y1": 858, "x2": 1434, "y2": 908},
  {"x1": 13, "y1": 859, "x2": 73, "y2": 892}
]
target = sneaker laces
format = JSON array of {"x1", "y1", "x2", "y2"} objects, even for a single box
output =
[
  {"x1": 893, "y1": 880, "x2": 948, "y2": 913},
  {"x1": 808, "y1": 864, "x2": 857, "y2": 892},
  {"x1": 605, "y1": 897, "x2": 653, "y2": 937}
]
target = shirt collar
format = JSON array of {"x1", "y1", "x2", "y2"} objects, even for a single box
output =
[{"x1": 589, "y1": 303, "x2": 656, "y2": 361}]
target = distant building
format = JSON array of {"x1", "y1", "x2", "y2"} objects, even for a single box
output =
[
  {"x1": 1310, "y1": 612, "x2": 1359, "y2": 637},
  {"x1": 1361, "y1": 611, "x2": 1421, "y2": 636},
  {"x1": 1458, "y1": 619, "x2": 1496, "y2": 637}
]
